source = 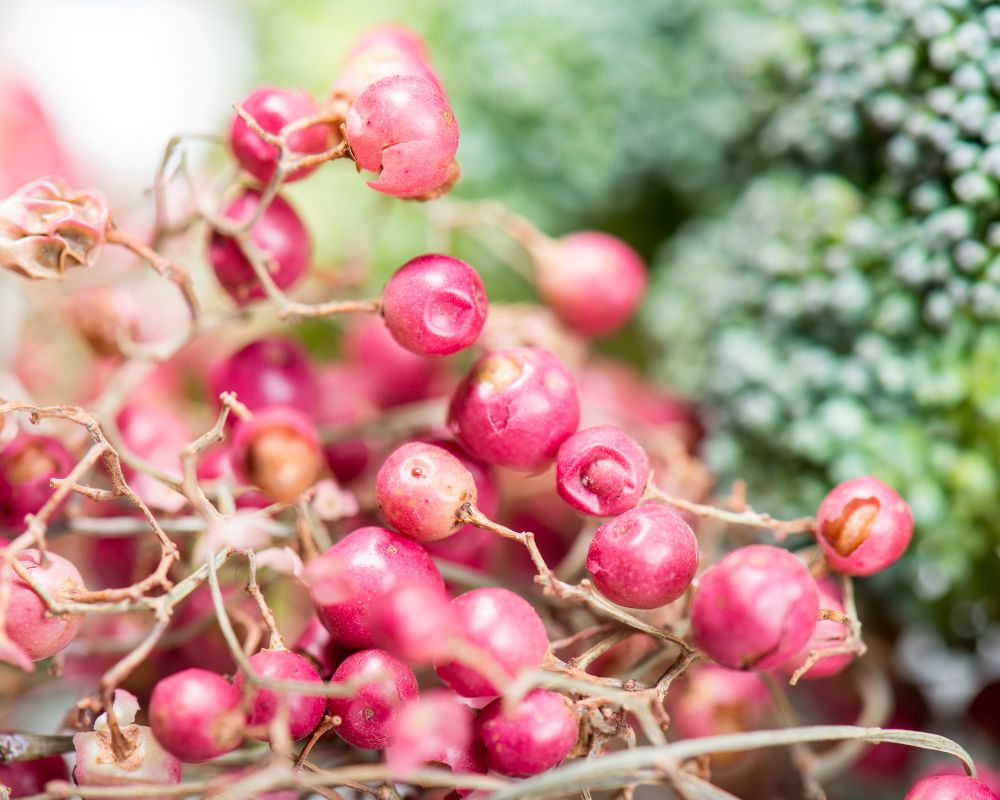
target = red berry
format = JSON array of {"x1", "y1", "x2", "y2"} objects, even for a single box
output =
[
  {"x1": 0, "y1": 434, "x2": 73, "y2": 531},
  {"x1": 333, "y1": 25, "x2": 444, "y2": 104},
  {"x1": 778, "y1": 577, "x2": 854, "y2": 680},
  {"x1": 292, "y1": 614, "x2": 346, "y2": 679},
  {"x1": 208, "y1": 190, "x2": 310, "y2": 306},
  {"x1": 327, "y1": 649, "x2": 419, "y2": 750},
  {"x1": 906, "y1": 774, "x2": 999, "y2": 800},
  {"x1": 815, "y1": 476, "x2": 913, "y2": 576},
  {"x1": 448, "y1": 348, "x2": 580, "y2": 472},
  {"x1": 475, "y1": 689, "x2": 578, "y2": 777},
  {"x1": 586, "y1": 504, "x2": 697, "y2": 609},
  {"x1": 368, "y1": 580, "x2": 456, "y2": 664},
  {"x1": 690, "y1": 545, "x2": 820, "y2": 670},
  {"x1": 0, "y1": 756, "x2": 68, "y2": 798},
  {"x1": 345, "y1": 75, "x2": 459, "y2": 198},
  {"x1": 74, "y1": 725, "x2": 181, "y2": 798},
  {"x1": 209, "y1": 337, "x2": 319, "y2": 416},
  {"x1": 381, "y1": 254, "x2": 487, "y2": 356},
  {"x1": 555, "y1": 425, "x2": 650, "y2": 516},
  {"x1": 435, "y1": 587, "x2": 549, "y2": 698},
  {"x1": 230, "y1": 86, "x2": 329, "y2": 184},
  {"x1": 149, "y1": 668, "x2": 243, "y2": 762},
  {"x1": 229, "y1": 406, "x2": 323, "y2": 503},
  {"x1": 233, "y1": 648, "x2": 326, "y2": 740}
]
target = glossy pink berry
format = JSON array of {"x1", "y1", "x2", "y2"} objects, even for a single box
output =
[
  {"x1": 210, "y1": 337, "x2": 319, "y2": 416},
  {"x1": 916, "y1": 764, "x2": 1000, "y2": 798},
  {"x1": 691, "y1": 545, "x2": 820, "y2": 671},
  {"x1": 448, "y1": 347, "x2": 580, "y2": 472},
  {"x1": 381, "y1": 255, "x2": 487, "y2": 356},
  {"x1": 779, "y1": 577, "x2": 854, "y2": 680},
  {"x1": 327, "y1": 649, "x2": 419, "y2": 750},
  {"x1": 535, "y1": 232, "x2": 647, "y2": 337},
  {"x1": 0, "y1": 756, "x2": 68, "y2": 798},
  {"x1": 906, "y1": 775, "x2": 999, "y2": 800},
  {"x1": 435, "y1": 587, "x2": 549, "y2": 698},
  {"x1": 376, "y1": 442, "x2": 478, "y2": 542},
  {"x1": 475, "y1": 689, "x2": 578, "y2": 777},
  {"x1": 368, "y1": 580, "x2": 456, "y2": 664},
  {"x1": 149, "y1": 668, "x2": 243, "y2": 763},
  {"x1": 233, "y1": 648, "x2": 326, "y2": 740},
  {"x1": 333, "y1": 25, "x2": 444, "y2": 104},
  {"x1": 345, "y1": 75, "x2": 459, "y2": 199},
  {"x1": 74, "y1": 725, "x2": 181, "y2": 799},
  {"x1": 815, "y1": 476, "x2": 913, "y2": 576},
  {"x1": 586, "y1": 504, "x2": 697, "y2": 609},
  {"x1": 229, "y1": 406, "x2": 322, "y2": 503},
  {"x1": 208, "y1": 190, "x2": 310, "y2": 306},
  {"x1": 305, "y1": 526, "x2": 444, "y2": 649},
  {"x1": 556, "y1": 425, "x2": 650, "y2": 516},
  {"x1": 0, "y1": 433, "x2": 72, "y2": 531},
  {"x1": 230, "y1": 86, "x2": 329, "y2": 184}
]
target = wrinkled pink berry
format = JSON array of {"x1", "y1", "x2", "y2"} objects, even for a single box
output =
[
  {"x1": 210, "y1": 337, "x2": 319, "y2": 416},
  {"x1": 448, "y1": 347, "x2": 580, "y2": 472},
  {"x1": 305, "y1": 526, "x2": 444, "y2": 649},
  {"x1": 906, "y1": 774, "x2": 999, "y2": 800},
  {"x1": 345, "y1": 76, "x2": 458, "y2": 198},
  {"x1": 230, "y1": 86, "x2": 329, "y2": 184},
  {"x1": 586, "y1": 504, "x2": 697, "y2": 609},
  {"x1": 556, "y1": 425, "x2": 650, "y2": 516},
  {"x1": 381, "y1": 254, "x2": 487, "y2": 356},
  {"x1": 435, "y1": 587, "x2": 549, "y2": 698},
  {"x1": 535, "y1": 232, "x2": 647, "y2": 337},
  {"x1": 0, "y1": 756, "x2": 68, "y2": 798},
  {"x1": 376, "y1": 442, "x2": 478, "y2": 542},
  {"x1": 0, "y1": 433, "x2": 73, "y2": 530},
  {"x1": 368, "y1": 580, "x2": 456, "y2": 664},
  {"x1": 691, "y1": 545, "x2": 820, "y2": 670},
  {"x1": 233, "y1": 648, "x2": 326, "y2": 740},
  {"x1": 74, "y1": 725, "x2": 181, "y2": 800},
  {"x1": 328, "y1": 648, "x2": 419, "y2": 750},
  {"x1": 333, "y1": 25, "x2": 444, "y2": 104},
  {"x1": 229, "y1": 406, "x2": 323, "y2": 503},
  {"x1": 475, "y1": 689, "x2": 578, "y2": 777},
  {"x1": 149, "y1": 668, "x2": 243, "y2": 762},
  {"x1": 779, "y1": 577, "x2": 854, "y2": 680},
  {"x1": 815, "y1": 476, "x2": 913, "y2": 576},
  {"x1": 208, "y1": 190, "x2": 310, "y2": 306}
]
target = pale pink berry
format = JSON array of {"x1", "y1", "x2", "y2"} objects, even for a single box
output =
[
  {"x1": 233, "y1": 648, "x2": 326, "y2": 740},
  {"x1": 0, "y1": 79, "x2": 72, "y2": 196},
  {"x1": 0, "y1": 433, "x2": 73, "y2": 531},
  {"x1": 435, "y1": 587, "x2": 549, "y2": 698},
  {"x1": 368, "y1": 580, "x2": 456, "y2": 664},
  {"x1": 230, "y1": 86, "x2": 329, "y2": 184},
  {"x1": 149, "y1": 668, "x2": 243, "y2": 762},
  {"x1": 690, "y1": 545, "x2": 820, "y2": 670},
  {"x1": 906, "y1": 774, "x2": 999, "y2": 800},
  {"x1": 74, "y1": 725, "x2": 181, "y2": 800},
  {"x1": 65, "y1": 285, "x2": 140, "y2": 358},
  {"x1": 535, "y1": 232, "x2": 647, "y2": 337},
  {"x1": 345, "y1": 76, "x2": 459, "y2": 199},
  {"x1": 475, "y1": 689, "x2": 578, "y2": 777},
  {"x1": 815, "y1": 476, "x2": 913, "y2": 576},
  {"x1": 778, "y1": 577, "x2": 854, "y2": 680},
  {"x1": 208, "y1": 190, "x2": 310, "y2": 306},
  {"x1": 448, "y1": 347, "x2": 580, "y2": 472},
  {"x1": 0, "y1": 755, "x2": 68, "y2": 797},
  {"x1": 556, "y1": 425, "x2": 650, "y2": 516},
  {"x1": 376, "y1": 442, "x2": 478, "y2": 542},
  {"x1": 327, "y1": 648, "x2": 419, "y2": 750},
  {"x1": 117, "y1": 403, "x2": 190, "y2": 512},
  {"x1": 229, "y1": 406, "x2": 323, "y2": 503},
  {"x1": 333, "y1": 25, "x2": 444, "y2": 104},
  {"x1": 209, "y1": 337, "x2": 320, "y2": 416},
  {"x1": 586, "y1": 504, "x2": 697, "y2": 609}
]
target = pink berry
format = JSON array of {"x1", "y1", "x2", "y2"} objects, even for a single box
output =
[
  {"x1": 368, "y1": 580, "x2": 456, "y2": 664},
  {"x1": 3, "y1": 549, "x2": 85, "y2": 662},
  {"x1": 208, "y1": 190, "x2": 310, "y2": 306},
  {"x1": 0, "y1": 756, "x2": 67, "y2": 798},
  {"x1": 229, "y1": 406, "x2": 323, "y2": 503},
  {"x1": 667, "y1": 664, "x2": 772, "y2": 739},
  {"x1": 535, "y1": 232, "x2": 647, "y2": 337},
  {"x1": 556, "y1": 425, "x2": 650, "y2": 516},
  {"x1": 149, "y1": 668, "x2": 243, "y2": 763},
  {"x1": 305, "y1": 526, "x2": 444, "y2": 649},
  {"x1": 690, "y1": 544, "x2": 820, "y2": 670},
  {"x1": 293, "y1": 615, "x2": 346, "y2": 679},
  {"x1": 448, "y1": 348, "x2": 580, "y2": 472},
  {"x1": 230, "y1": 86, "x2": 329, "y2": 184},
  {"x1": 475, "y1": 689, "x2": 578, "y2": 777},
  {"x1": 345, "y1": 75, "x2": 459, "y2": 199},
  {"x1": 66, "y1": 285, "x2": 140, "y2": 359},
  {"x1": 778, "y1": 577, "x2": 854, "y2": 680},
  {"x1": 74, "y1": 725, "x2": 181, "y2": 799},
  {"x1": 116, "y1": 404, "x2": 190, "y2": 512},
  {"x1": 586, "y1": 504, "x2": 697, "y2": 609},
  {"x1": 906, "y1": 775, "x2": 999, "y2": 800},
  {"x1": 0, "y1": 433, "x2": 72, "y2": 531},
  {"x1": 917, "y1": 764, "x2": 1000, "y2": 798},
  {"x1": 381, "y1": 254, "x2": 487, "y2": 356},
  {"x1": 435, "y1": 587, "x2": 549, "y2": 698},
  {"x1": 209, "y1": 337, "x2": 319, "y2": 416},
  {"x1": 327, "y1": 649, "x2": 419, "y2": 750},
  {"x1": 333, "y1": 25, "x2": 444, "y2": 104},
  {"x1": 233, "y1": 649, "x2": 326, "y2": 741},
  {"x1": 815, "y1": 476, "x2": 913, "y2": 576},
  {"x1": 376, "y1": 442, "x2": 478, "y2": 542}
]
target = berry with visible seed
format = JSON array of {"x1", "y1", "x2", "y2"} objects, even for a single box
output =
[
  {"x1": 230, "y1": 406, "x2": 323, "y2": 503},
  {"x1": 0, "y1": 434, "x2": 73, "y2": 531}
]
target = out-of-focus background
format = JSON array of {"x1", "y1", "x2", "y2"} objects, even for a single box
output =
[{"x1": 2, "y1": 0, "x2": 1000, "y2": 788}]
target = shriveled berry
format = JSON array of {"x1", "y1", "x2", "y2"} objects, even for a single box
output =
[
  {"x1": 435, "y1": 587, "x2": 549, "y2": 698},
  {"x1": 690, "y1": 544, "x2": 819, "y2": 670},
  {"x1": 234, "y1": 648, "x2": 326, "y2": 740},
  {"x1": 208, "y1": 190, "x2": 310, "y2": 306},
  {"x1": 327, "y1": 649, "x2": 418, "y2": 750},
  {"x1": 448, "y1": 347, "x2": 580, "y2": 472},
  {"x1": 779, "y1": 577, "x2": 854, "y2": 680},
  {"x1": 815, "y1": 476, "x2": 913, "y2": 576},
  {"x1": 230, "y1": 86, "x2": 329, "y2": 184},
  {"x1": 376, "y1": 442, "x2": 478, "y2": 542},
  {"x1": 209, "y1": 337, "x2": 319, "y2": 416},
  {"x1": 74, "y1": 724, "x2": 181, "y2": 799},
  {"x1": 230, "y1": 406, "x2": 323, "y2": 503},
  {"x1": 381, "y1": 254, "x2": 487, "y2": 356},
  {"x1": 556, "y1": 425, "x2": 650, "y2": 516},
  {"x1": 149, "y1": 668, "x2": 243, "y2": 763},
  {"x1": 475, "y1": 689, "x2": 578, "y2": 777},
  {"x1": 0, "y1": 433, "x2": 72, "y2": 531},
  {"x1": 368, "y1": 580, "x2": 455, "y2": 664},
  {"x1": 586, "y1": 504, "x2": 697, "y2": 609},
  {"x1": 333, "y1": 24, "x2": 444, "y2": 104},
  {"x1": 906, "y1": 774, "x2": 999, "y2": 800}
]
